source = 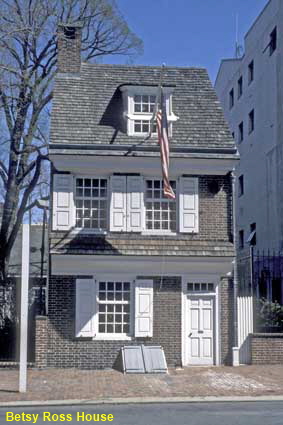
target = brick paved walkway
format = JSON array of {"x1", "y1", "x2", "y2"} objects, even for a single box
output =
[{"x1": 1, "y1": 366, "x2": 283, "y2": 402}]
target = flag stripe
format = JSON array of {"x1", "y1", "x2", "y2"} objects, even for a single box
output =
[{"x1": 156, "y1": 93, "x2": 175, "y2": 200}]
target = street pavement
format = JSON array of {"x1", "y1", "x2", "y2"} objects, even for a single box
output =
[
  {"x1": 1, "y1": 365, "x2": 283, "y2": 403},
  {"x1": 1, "y1": 402, "x2": 283, "y2": 425}
]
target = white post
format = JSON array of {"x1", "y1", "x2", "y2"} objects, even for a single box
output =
[{"x1": 19, "y1": 223, "x2": 30, "y2": 393}]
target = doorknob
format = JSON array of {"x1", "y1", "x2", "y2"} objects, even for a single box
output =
[{"x1": 188, "y1": 333, "x2": 192, "y2": 337}]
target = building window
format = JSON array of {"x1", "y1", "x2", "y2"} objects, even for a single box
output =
[
  {"x1": 238, "y1": 121, "x2": 244, "y2": 143},
  {"x1": 237, "y1": 76, "x2": 243, "y2": 98},
  {"x1": 75, "y1": 178, "x2": 108, "y2": 230},
  {"x1": 145, "y1": 179, "x2": 176, "y2": 231},
  {"x1": 187, "y1": 282, "x2": 215, "y2": 292},
  {"x1": 229, "y1": 89, "x2": 234, "y2": 109},
  {"x1": 239, "y1": 230, "x2": 244, "y2": 249},
  {"x1": 98, "y1": 280, "x2": 131, "y2": 335},
  {"x1": 120, "y1": 86, "x2": 178, "y2": 137},
  {"x1": 248, "y1": 60, "x2": 254, "y2": 83},
  {"x1": 231, "y1": 131, "x2": 235, "y2": 139},
  {"x1": 134, "y1": 120, "x2": 156, "y2": 134},
  {"x1": 238, "y1": 175, "x2": 244, "y2": 196},
  {"x1": 134, "y1": 94, "x2": 155, "y2": 114},
  {"x1": 249, "y1": 222, "x2": 256, "y2": 246},
  {"x1": 248, "y1": 109, "x2": 254, "y2": 134},
  {"x1": 133, "y1": 95, "x2": 157, "y2": 134},
  {"x1": 270, "y1": 27, "x2": 277, "y2": 55}
]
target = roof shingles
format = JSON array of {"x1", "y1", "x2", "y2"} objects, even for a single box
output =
[{"x1": 50, "y1": 64, "x2": 234, "y2": 150}]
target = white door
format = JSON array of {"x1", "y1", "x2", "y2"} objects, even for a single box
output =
[{"x1": 187, "y1": 296, "x2": 214, "y2": 365}]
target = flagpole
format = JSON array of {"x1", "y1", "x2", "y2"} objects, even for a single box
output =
[{"x1": 145, "y1": 64, "x2": 166, "y2": 141}]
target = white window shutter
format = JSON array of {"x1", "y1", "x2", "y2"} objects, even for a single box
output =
[
  {"x1": 135, "y1": 279, "x2": 153, "y2": 337},
  {"x1": 179, "y1": 177, "x2": 199, "y2": 233},
  {"x1": 52, "y1": 174, "x2": 74, "y2": 231},
  {"x1": 127, "y1": 176, "x2": 144, "y2": 232},
  {"x1": 75, "y1": 278, "x2": 96, "y2": 338},
  {"x1": 110, "y1": 176, "x2": 127, "y2": 231}
]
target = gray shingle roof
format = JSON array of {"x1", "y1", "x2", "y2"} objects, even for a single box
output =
[
  {"x1": 50, "y1": 64, "x2": 235, "y2": 150},
  {"x1": 50, "y1": 232, "x2": 234, "y2": 257}
]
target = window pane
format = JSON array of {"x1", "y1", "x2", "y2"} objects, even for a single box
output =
[
  {"x1": 99, "y1": 324, "x2": 106, "y2": 333},
  {"x1": 123, "y1": 324, "x2": 129, "y2": 333},
  {"x1": 107, "y1": 282, "x2": 114, "y2": 291},
  {"x1": 115, "y1": 324, "x2": 122, "y2": 333},
  {"x1": 124, "y1": 282, "x2": 130, "y2": 291},
  {"x1": 75, "y1": 178, "x2": 108, "y2": 229},
  {"x1": 107, "y1": 324, "x2": 114, "y2": 333}
]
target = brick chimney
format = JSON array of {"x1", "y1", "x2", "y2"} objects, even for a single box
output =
[{"x1": 57, "y1": 23, "x2": 83, "y2": 73}]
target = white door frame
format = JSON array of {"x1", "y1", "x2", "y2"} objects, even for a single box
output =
[{"x1": 182, "y1": 275, "x2": 220, "y2": 366}]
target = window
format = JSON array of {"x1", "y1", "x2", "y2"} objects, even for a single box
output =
[
  {"x1": 248, "y1": 222, "x2": 256, "y2": 246},
  {"x1": 134, "y1": 94, "x2": 155, "y2": 114},
  {"x1": 248, "y1": 60, "x2": 254, "y2": 83},
  {"x1": 239, "y1": 230, "x2": 245, "y2": 249},
  {"x1": 75, "y1": 178, "x2": 108, "y2": 230},
  {"x1": 229, "y1": 89, "x2": 234, "y2": 109},
  {"x1": 133, "y1": 95, "x2": 157, "y2": 134},
  {"x1": 238, "y1": 121, "x2": 244, "y2": 143},
  {"x1": 270, "y1": 27, "x2": 277, "y2": 55},
  {"x1": 98, "y1": 280, "x2": 131, "y2": 335},
  {"x1": 187, "y1": 282, "x2": 215, "y2": 292},
  {"x1": 238, "y1": 175, "x2": 244, "y2": 196},
  {"x1": 237, "y1": 76, "x2": 243, "y2": 98},
  {"x1": 75, "y1": 278, "x2": 154, "y2": 339},
  {"x1": 231, "y1": 131, "x2": 235, "y2": 139},
  {"x1": 53, "y1": 174, "x2": 199, "y2": 234},
  {"x1": 120, "y1": 85, "x2": 178, "y2": 136},
  {"x1": 145, "y1": 179, "x2": 176, "y2": 231},
  {"x1": 248, "y1": 109, "x2": 254, "y2": 133}
]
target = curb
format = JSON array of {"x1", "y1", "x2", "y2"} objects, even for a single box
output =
[{"x1": 1, "y1": 395, "x2": 283, "y2": 407}]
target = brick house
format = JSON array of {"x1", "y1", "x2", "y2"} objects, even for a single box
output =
[{"x1": 39, "y1": 24, "x2": 239, "y2": 369}]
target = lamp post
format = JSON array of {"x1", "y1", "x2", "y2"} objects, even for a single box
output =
[{"x1": 19, "y1": 223, "x2": 30, "y2": 393}]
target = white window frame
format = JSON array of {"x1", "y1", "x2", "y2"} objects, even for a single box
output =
[
  {"x1": 95, "y1": 277, "x2": 134, "y2": 340},
  {"x1": 143, "y1": 178, "x2": 178, "y2": 234},
  {"x1": 120, "y1": 85, "x2": 178, "y2": 137},
  {"x1": 72, "y1": 175, "x2": 198, "y2": 236},
  {"x1": 74, "y1": 175, "x2": 109, "y2": 234}
]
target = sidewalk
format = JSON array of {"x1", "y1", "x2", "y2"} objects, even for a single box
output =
[{"x1": 1, "y1": 365, "x2": 283, "y2": 404}]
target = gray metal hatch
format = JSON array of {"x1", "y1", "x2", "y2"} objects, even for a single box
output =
[{"x1": 122, "y1": 345, "x2": 167, "y2": 374}]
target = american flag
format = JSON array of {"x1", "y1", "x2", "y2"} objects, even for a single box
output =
[{"x1": 156, "y1": 90, "x2": 175, "y2": 200}]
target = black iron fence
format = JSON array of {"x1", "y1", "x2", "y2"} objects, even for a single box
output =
[{"x1": 238, "y1": 249, "x2": 283, "y2": 332}]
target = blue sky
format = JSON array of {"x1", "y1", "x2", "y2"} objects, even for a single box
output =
[{"x1": 112, "y1": 0, "x2": 268, "y2": 82}]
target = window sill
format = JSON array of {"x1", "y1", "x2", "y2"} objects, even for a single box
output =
[
  {"x1": 141, "y1": 231, "x2": 177, "y2": 236},
  {"x1": 93, "y1": 335, "x2": 132, "y2": 341},
  {"x1": 72, "y1": 228, "x2": 107, "y2": 235}
]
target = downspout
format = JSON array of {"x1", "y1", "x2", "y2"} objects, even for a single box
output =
[{"x1": 231, "y1": 170, "x2": 240, "y2": 366}]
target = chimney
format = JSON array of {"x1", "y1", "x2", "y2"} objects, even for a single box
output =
[{"x1": 57, "y1": 23, "x2": 83, "y2": 73}]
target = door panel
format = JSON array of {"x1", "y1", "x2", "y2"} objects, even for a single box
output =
[{"x1": 187, "y1": 296, "x2": 214, "y2": 365}]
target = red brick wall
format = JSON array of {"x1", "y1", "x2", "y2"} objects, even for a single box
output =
[
  {"x1": 57, "y1": 25, "x2": 82, "y2": 74},
  {"x1": 220, "y1": 277, "x2": 234, "y2": 365},
  {"x1": 251, "y1": 333, "x2": 283, "y2": 364},
  {"x1": 35, "y1": 316, "x2": 48, "y2": 368},
  {"x1": 46, "y1": 275, "x2": 182, "y2": 369}
]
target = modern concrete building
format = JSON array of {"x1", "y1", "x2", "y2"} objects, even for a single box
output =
[{"x1": 215, "y1": 0, "x2": 283, "y2": 253}]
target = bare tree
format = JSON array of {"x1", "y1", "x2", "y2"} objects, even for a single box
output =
[{"x1": 0, "y1": 0, "x2": 143, "y2": 281}]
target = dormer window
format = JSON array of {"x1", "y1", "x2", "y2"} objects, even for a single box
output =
[{"x1": 120, "y1": 85, "x2": 178, "y2": 136}]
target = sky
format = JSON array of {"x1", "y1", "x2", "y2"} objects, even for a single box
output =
[{"x1": 111, "y1": 0, "x2": 269, "y2": 83}]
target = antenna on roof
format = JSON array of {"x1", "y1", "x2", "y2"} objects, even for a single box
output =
[{"x1": 235, "y1": 13, "x2": 243, "y2": 58}]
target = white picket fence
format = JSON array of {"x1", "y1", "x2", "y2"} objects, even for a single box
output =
[{"x1": 237, "y1": 296, "x2": 253, "y2": 364}]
